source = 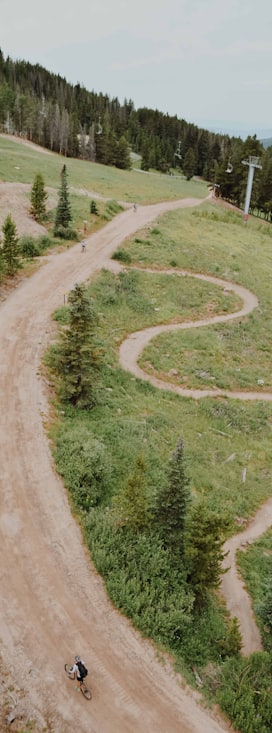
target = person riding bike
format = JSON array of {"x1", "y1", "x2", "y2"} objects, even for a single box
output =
[{"x1": 69, "y1": 655, "x2": 88, "y2": 690}]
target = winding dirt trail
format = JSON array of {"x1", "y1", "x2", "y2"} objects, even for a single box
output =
[
  {"x1": 118, "y1": 265, "x2": 272, "y2": 655},
  {"x1": 0, "y1": 197, "x2": 241, "y2": 733}
]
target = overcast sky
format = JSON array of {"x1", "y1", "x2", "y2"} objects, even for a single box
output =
[{"x1": 1, "y1": 0, "x2": 272, "y2": 138}]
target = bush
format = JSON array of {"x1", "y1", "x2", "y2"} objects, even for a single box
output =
[
  {"x1": 112, "y1": 248, "x2": 131, "y2": 264},
  {"x1": 105, "y1": 199, "x2": 123, "y2": 215},
  {"x1": 20, "y1": 236, "x2": 41, "y2": 258},
  {"x1": 102, "y1": 200, "x2": 123, "y2": 221},
  {"x1": 38, "y1": 235, "x2": 54, "y2": 251},
  {"x1": 90, "y1": 200, "x2": 99, "y2": 215},
  {"x1": 217, "y1": 652, "x2": 272, "y2": 733},
  {"x1": 54, "y1": 425, "x2": 111, "y2": 511},
  {"x1": 53, "y1": 226, "x2": 79, "y2": 240}
]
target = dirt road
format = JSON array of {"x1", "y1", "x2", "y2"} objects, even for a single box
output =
[{"x1": 0, "y1": 197, "x2": 240, "y2": 732}]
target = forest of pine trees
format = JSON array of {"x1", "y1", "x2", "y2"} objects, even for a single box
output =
[{"x1": 0, "y1": 48, "x2": 272, "y2": 219}]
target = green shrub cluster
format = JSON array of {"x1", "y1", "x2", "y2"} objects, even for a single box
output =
[
  {"x1": 217, "y1": 653, "x2": 272, "y2": 733},
  {"x1": 53, "y1": 225, "x2": 79, "y2": 240},
  {"x1": 20, "y1": 234, "x2": 54, "y2": 257},
  {"x1": 112, "y1": 248, "x2": 132, "y2": 264},
  {"x1": 54, "y1": 424, "x2": 110, "y2": 511},
  {"x1": 90, "y1": 199, "x2": 99, "y2": 215},
  {"x1": 102, "y1": 199, "x2": 123, "y2": 221}
]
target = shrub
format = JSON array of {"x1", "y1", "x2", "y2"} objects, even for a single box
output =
[
  {"x1": 53, "y1": 226, "x2": 79, "y2": 240},
  {"x1": 90, "y1": 199, "x2": 99, "y2": 215},
  {"x1": 112, "y1": 248, "x2": 131, "y2": 264},
  {"x1": 217, "y1": 652, "x2": 272, "y2": 733},
  {"x1": 20, "y1": 236, "x2": 41, "y2": 258},
  {"x1": 38, "y1": 235, "x2": 54, "y2": 251},
  {"x1": 54, "y1": 425, "x2": 110, "y2": 511}
]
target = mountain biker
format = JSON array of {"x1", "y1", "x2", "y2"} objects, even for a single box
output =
[{"x1": 69, "y1": 655, "x2": 88, "y2": 690}]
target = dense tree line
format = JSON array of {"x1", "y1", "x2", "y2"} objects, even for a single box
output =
[{"x1": 1, "y1": 47, "x2": 271, "y2": 217}]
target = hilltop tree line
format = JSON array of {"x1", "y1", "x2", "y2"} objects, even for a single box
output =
[{"x1": 1, "y1": 49, "x2": 272, "y2": 219}]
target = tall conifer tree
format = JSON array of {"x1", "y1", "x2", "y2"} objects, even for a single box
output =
[
  {"x1": 54, "y1": 164, "x2": 72, "y2": 231},
  {"x1": 1, "y1": 214, "x2": 21, "y2": 276},
  {"x1": 154, "y1": 438, "x2": 191, "y2": 557},
  {"x1": 30, "y1": 172, "x2": 48, "y2": 222},
  {"x1": 54, "y1": 282, "x2": 102, "y2": 407}
]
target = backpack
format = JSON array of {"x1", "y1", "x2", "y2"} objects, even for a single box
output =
[{"x1": 77, "y1": 660, "x2": 88, "y2": 679}]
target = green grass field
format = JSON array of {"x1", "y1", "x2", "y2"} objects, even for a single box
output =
[
  {"x1": 114, "y1": 205, "x2": 272, "y2": 392},
  {"x1": 0, "y1": 135, "x2": 207, "y2": 203}
]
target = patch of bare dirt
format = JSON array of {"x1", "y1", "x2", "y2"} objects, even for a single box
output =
[{"x1": 0, "y1": 182, "x2": 57, "y2": 237}]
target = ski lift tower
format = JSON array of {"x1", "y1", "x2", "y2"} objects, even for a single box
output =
[{"x1": 242, "y1": 155, "x2": 262, "y2": 222}]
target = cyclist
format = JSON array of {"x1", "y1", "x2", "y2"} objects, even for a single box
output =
[{"x1": 69, "y1": 655, "x2": 88, "y2": 691}]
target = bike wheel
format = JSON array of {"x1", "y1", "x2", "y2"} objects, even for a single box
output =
[
  {"x1": 80, "y1": 682, "x2": 92, "y2": 700},
  {"x1": 64, "y1": 663, "x2": 75, "y2": 680}
]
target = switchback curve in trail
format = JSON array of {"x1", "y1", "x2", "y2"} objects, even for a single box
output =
[
  {"x1": 118, "y1": 264, "x2": 272, "y2": 654},
  {"x1": 119, "y1": 267, "x2": 272, "y2": 402}
]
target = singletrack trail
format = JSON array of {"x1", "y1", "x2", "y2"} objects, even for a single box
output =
[
  {"x1": 118, "y1": 265, "x2": 272, "y2": 655},
  {"x1": 0, "y1": 190, "x2": 269, "y2": 731},
  {"x1": 0, "y1": 196, "x2": 237, "y2": 732}
]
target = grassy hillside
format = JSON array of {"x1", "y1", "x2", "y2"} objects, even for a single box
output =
[{"x1": 0, "y1": 134, "x2": 207, "y2": 204}]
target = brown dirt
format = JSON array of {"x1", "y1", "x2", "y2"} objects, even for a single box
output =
[
  {"x1": 0, "y1": 167, "x2": 269, "y2": 732},
  {"x1": 0, "y1": 182, "x2": 57, "y2": 238}
]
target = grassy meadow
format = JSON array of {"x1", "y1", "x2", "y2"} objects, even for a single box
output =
[
  {"x1": 116, "y1": 205, "x2": 272, "y2": 392},
  {"x1": 0, "y1": 134, "x2": 207, "y2": 204}
]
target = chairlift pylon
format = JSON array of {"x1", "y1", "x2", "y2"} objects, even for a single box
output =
[
  {"x1": 174, "y1": 141, "x2": 182, "y2": 160},
  {"x1": 97, "y1": 116, "x2": 102, "y2": 135}
]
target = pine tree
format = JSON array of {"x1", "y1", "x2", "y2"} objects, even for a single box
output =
[
  {"x1": 115, "y1": 455, "x2": 150, "y2": 533},
  {"x1": 2, "y1": 214, "x2": 21, "y2": 276},
  {"x1": 141, "y1": 138, "x2": 151, "y2": 171},
  {"x1": 183, "y1": 147, "x2": 196, "y2": 180},
  {"x1": 30, "y1": 172, "x2": 48, "y2": 222},
  {"x1": 55, "y1": 282, "x2": 103, "y2": 407},
  {"x1": 185, "y1": 500, "x2": 229, "y2": 608},
  {"x1": 154, "y1": 438, "x2": 191, "y2": 557},
  {"x1": 54, "y1": 164, "x2": 72, "y2": 232},
  {"x1": 115, "y1": 136, "x2": 131, "y2": 170}
]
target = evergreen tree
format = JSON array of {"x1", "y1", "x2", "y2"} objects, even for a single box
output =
[
  {"x1": 54, "y1": 164, "x2": 72, "y2": 232},
  {"x1": 183, "y1": 147, "x2": 196, "y2": 180},
  {"x1": 30, "y1": 172, "x2": 48, "y2": 222},
  {"x1": 115, "y1": 455, "x2": 150, "y2": 533},
  {"x1": 54, "y1": 282, "x2": 103, "y2": 407},
  {"x1": 1, "y1": 214, "x2": 21, "y2": 276},
  {"x1": 115, "y1": 135, "x2": 131, "y2": 170},
  {"x1": 154, "y1": 438, "x2": 191, "y2": 557},
  {"x1": 185, "y1": 500, "x2": 229, "y2": 607},
  {"x1": 141, "y1": 138, "x2": 151, "y2": 171}
]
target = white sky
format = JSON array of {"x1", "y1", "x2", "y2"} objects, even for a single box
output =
[{"x1": 1, "y1": 0, "x2": 272, "y2": 137}]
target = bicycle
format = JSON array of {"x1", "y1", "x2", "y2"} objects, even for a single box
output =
[{"x1": 64, "y1": 663, "x2": 92, "y2": 700}]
